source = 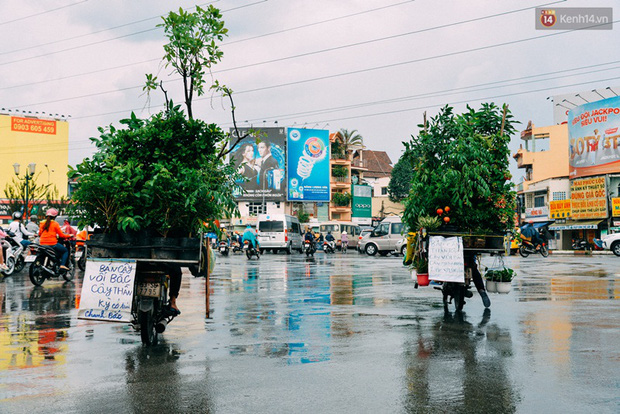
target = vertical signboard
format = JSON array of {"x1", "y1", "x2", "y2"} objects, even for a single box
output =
[
  {"x1": 229, "y1": 127, "x2": 286, "y2": 201},
  {"x1": 570, "y1": 176, "x2": 607, "y2": 219},
  {"x1": 352, "y1": 184, "x2": 372, "y2": 225},
  {"x1": 287, "y1": 128, "x2": 330, "y2": 202},
  {"x1": 568, "y1": 96, "x2": 620, "y2": 178}
]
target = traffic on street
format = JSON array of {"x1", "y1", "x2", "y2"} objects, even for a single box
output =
[{"x1": 1, "y1": 251, "x2": 618, "y2": 413}]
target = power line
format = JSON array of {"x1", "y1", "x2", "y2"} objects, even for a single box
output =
[
  {"x1": 12, "y1": 6, "x2": 594, "y2": 109},
  {"x1": 0, "y1": 0, "x2": 558, "y2": 87},
  {"x1": 0, "y1": 0, "x2": 90, "y2": 26},
  {"x1": 0, "y1": 1, "x2": 266, "y2": 67},
  {"x1": 1, "y1": 73, "x2": 617, "y2": 157},
  {"x1": 241, "y1": 63, "x2": 620, "y2": 122},
  {"x1": 263, "y1": 75, "x2": 620, "y2": 126}
]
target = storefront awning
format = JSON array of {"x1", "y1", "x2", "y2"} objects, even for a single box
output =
[
  {"x1": 548, "y1": 219, "x2": 604, "y2": 230},
  {"x1": 533, "y1": 221, "x2": 553, "y2": 229}
]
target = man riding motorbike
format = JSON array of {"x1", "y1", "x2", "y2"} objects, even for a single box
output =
[
  {"x1": 242, "y1": 225, "x2": 259, "y2": 250},
  {"x1": 520, "y1": 220, "x2": 543, "y2": 249},
  {"x1": 304, "y1": 228, "x2": 316, "y2": 254}
]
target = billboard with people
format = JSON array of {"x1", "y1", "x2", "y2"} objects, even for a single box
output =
[
  {"x1": 287, "y1": 128, "x2": 330, "y2": 202},
  {"x1": 568, "y1": 96, "x2": 620, "y2": 178},
  {"x1": 229, "y1": 127, "x2": 286, "y2": 201}
]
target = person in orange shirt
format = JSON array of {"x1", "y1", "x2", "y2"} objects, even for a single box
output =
[{"x1": 39, "y1": 208, "x2": 73, "y2": 271}]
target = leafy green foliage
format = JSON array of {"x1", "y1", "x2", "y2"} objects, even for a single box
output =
[
  {"x1": 485, "y1": 267, "x2": 515, "y2": 282},
  {"x1": 332, "y1": 192, "x2": 352, "y2": 206},
  {"x1": 297, "y1": 212, "x2": 310, "y2": 224},
  {"x1": 331, "y1": 165, "x2": 348, "y2": 178},
  {"x1": 68, "y1": 108, "x2": 242, "y2": 236},
  {"x1": 388, "y1": 152, "x2": 414, "y2": 202},
  {"x1": 144, "y1": 5, "x2": 228, "y2": 119},
  {"x1": 4, "y1": 173, "x2": 53, "y2": 217},
  {"x1": 402, "y1": 104, "x2": 517, "y2": 234}
]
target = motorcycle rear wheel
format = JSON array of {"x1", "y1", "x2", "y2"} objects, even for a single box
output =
[
  {"x1": 139, "y1": 309, "x2": 158, "y2": 346},
  {"x1": 29, "y1": 262, "x2": 46, "y2": 286},
  {"x1": 519, "y1": 245, "x2": 530, "y2": 257},
  {"x1": 246, "y1": 250, "x2": 252, "y2": 259}
]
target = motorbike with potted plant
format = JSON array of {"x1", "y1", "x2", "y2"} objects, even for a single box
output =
[{"x1": 402, "y1": 103, "x2": 516, "y2": 311}]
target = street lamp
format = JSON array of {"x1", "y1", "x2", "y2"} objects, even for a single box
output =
[{"x1": 13, "y1": 162, "x2": 36, "y2": 220}]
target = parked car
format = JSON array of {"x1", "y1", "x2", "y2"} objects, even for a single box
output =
[
  {"x1": 358, "y1": 216, "x2": 405, "y2": 256},
  {"x1": 357, "y1": 228, "x2": 374, "y2": 252},
  {"x1": 395, "y1": 237, "x2": 407, "y2": 256},
  {"x1": 602, "y1": 233, "x2": 620, "y2": 256}
]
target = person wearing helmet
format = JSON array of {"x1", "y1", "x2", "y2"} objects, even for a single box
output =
[
  {"x1": 219, "y1": 226, "x2": 229, "y2": 245},
  {"x1": 520, "y1": 220, "x2": 542, "y2": 249},
  {"x1": 242, "y1": 225, "x2": 258, "y2": 249},
  {"x1": 38, "y1": 208, "x2": 73, "y2": 271},
  {"x1": 341, "y1": 231, "x2": 349, "y2": 250},
  {"x1": 8, "y1": 211, "x2": 35, "y2": 249}
]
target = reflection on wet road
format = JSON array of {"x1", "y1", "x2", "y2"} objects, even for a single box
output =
[{"x1": 0, "y1": 253, "x2": 618, "y2": 413}]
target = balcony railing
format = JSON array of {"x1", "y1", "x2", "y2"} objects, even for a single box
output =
[
  {"x1": 351, "y1": 159, "x2": 366, "y2": 168},
  {"x1": 330, "y1": 153, "x2": 348, "y2": 160},
  {"x1": 332, "y1": 176, "x2": 350, "y2": 183}
]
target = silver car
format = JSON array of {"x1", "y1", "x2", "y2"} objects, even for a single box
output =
[{"x1": 359, "y1": 217, "x2": 405, "y2": 256}]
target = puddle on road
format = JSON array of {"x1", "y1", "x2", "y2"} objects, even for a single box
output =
[{"x1": 514, "y1": 277, "x2": 619, "y2": 301}]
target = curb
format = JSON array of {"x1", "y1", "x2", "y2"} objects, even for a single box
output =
[{"x1": 548, "y1": 250, "x2": 613, "y2": 256}]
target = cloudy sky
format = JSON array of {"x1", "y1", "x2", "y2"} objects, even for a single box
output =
[{"x1": 1, "y1": 0, "x2": 618, "y2": 181}]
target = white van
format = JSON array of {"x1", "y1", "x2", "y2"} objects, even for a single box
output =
[
  {"x1": 359, "y1": 216, "x2": 405, "y2": 256},
  {"x1": 319, "y1": 221, "x2": 361, "y2": 249},
  {"x1": 256, "y1": 214, "x2": 303, "y2": 254}
]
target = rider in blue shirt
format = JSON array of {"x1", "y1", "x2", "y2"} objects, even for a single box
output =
[{"x1": 242, "y1": 225, "x2": 258, "y2": 249}]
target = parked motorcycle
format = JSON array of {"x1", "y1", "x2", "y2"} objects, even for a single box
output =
[
  {"x1": 304, "y1": 240, "x2": 315, "y2": 257},
  {"x1": 219, "y1": 241, "x2": 229, "y2": 256},
  {"x1": 133, "y1": 263, "x2": 178, "y2": 346},
  {"x1": 323, "y1": 240, "x2": 336, "y2": 253},
  {"x1": 243, "y1": 240, "x2": 260, "y2": 259},
  {"x1": 571, "y1": 238, "x2": 592, "y2": 251},
  {"x1": 519, "y1": 239, "x2": 549, "y2": 257},
  {"x1": 77, "y1": 243, "x2": 91, "y2": 271},
  {"x1": 29, "y1": 239, "x2": 76, "y2": 286}
]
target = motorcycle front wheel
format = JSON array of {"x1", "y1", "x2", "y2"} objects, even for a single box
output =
[
  {"x1": 246, "y1": 250, "x2": 252, "y2": 259},
  {"x1": 29, "y1": 262, "x2": 46, "y2": 286},
  {"x1": 62, "y1": 263, "x2": 75, "y2": 281},
  {"x1": 518, "y1": 245, "x2": 530, "y2": 257},
  {"x1": 14, "y1": 256, "x2": 25, "y2": 273},
  {"x1": 540, "y1": 245, "x2": 549, "y2": 257},
  {"x1": 3, "y1": 256, "x2": 16, "y2": 276},
  {"x1": 139, "y1": 309, "x2": 158, "y2": 346}
]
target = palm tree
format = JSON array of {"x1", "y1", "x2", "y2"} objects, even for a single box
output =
[{"x1": 335, "y1": 129, "x2": 364, "y2": 159}]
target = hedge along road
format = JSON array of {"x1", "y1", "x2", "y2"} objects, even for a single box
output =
[{"x1": 0, "y1": 252, "x2": 618, "y2": 413}]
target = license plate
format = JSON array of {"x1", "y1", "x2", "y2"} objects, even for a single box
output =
[
  {"x1": 137, "y1": 282, "x2": 161, "y2": 297},
  {"x1": 25, "y1": 255, "x2": 36, "y2": 263},
  {"x1": 244, "y1": 245, "x2": 249, "y2": 249}
]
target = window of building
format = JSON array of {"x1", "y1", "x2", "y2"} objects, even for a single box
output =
[
  {"x1": 552, "y1": 191, "x2": 566, "y2": 201},
  {"x1": 381, "y1": 187, "x2": 388, "y2": 196},
  {"x1": 534, "y1": 195, "x2": 545, "y2": 208},
  {"x1": 247, "y1": 202, "x2": 266, "y2": 215},
  {"x1": 526, "y1": 193, "x2": 534, "y2": 208}
]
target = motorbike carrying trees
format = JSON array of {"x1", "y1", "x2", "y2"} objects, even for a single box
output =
[{"x1": 402, "y1": 104, "x2": 518, "y2": 310}]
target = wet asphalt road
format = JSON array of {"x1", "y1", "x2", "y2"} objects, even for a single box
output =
[{"x1": 0, "y1": 251, "x2": 619, "y2": 413}]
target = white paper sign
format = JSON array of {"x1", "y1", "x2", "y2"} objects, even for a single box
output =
[
  {"x1": 429, "y1": 236, "x2": 464, "y2": 283},
  {"x1": 78, "y1": 259, "x2": 137, "y2": 322}
]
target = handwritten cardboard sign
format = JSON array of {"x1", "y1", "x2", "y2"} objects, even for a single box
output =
[
  {"x1": 429, "y1": 236, "x2": 464, "y2": 283},
  {"x1": 78, "y1": 259, "x2": 137, "y2": 322}
]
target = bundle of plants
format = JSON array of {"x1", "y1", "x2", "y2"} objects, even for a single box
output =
[
  {"x1": 68, "y1": 107, "x2": 241, "y2": 241},
  {"x1": 402, "y1": 103, "x2": 517, "y2": 236}
]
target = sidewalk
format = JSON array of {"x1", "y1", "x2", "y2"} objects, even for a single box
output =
[{"x1": 548, "y1": 250, "x2": 613, "y2": 256}]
